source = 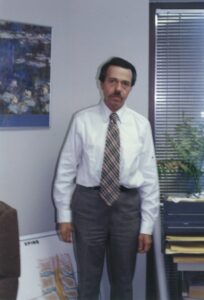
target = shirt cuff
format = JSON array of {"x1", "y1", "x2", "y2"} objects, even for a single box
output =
[
  {"x1": 57, "y1": 209, "x2": 72, "y2": 223},
  {"x1": 140, "y1": 221, "x2": 154, "y2": 235}
]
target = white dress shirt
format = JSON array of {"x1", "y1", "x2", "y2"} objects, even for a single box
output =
[{"x1": 53, "y1": 101, "x2": 160, "y2": 234}]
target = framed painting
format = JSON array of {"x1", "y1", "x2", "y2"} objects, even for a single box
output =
[{"x1": 0, "y1": 20, "x2": 51, "y2": 128}]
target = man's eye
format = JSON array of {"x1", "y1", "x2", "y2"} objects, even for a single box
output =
[
  {"x1": 108, "y1": 79, "x2": 116, "y2": 84},
  {"x1": 122, "y1": 81, "x2": 131, "y2": 88}
]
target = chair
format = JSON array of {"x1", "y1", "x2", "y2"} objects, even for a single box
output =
[{"x1": 0, "y1": 201, "x2": 20, "y2": 300}]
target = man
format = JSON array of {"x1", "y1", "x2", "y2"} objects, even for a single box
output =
[{"x1": 53, "y1": 57, "x2": 159, "y2": 300}]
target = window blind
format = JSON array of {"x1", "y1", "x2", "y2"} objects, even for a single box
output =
[{"x1": 154, "y1": 8, "x2": 204, "y2": 195}]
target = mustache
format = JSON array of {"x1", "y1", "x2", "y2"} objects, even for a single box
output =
[{"x1": 111, "y1": 91, "x2": 122, "y2": 98}]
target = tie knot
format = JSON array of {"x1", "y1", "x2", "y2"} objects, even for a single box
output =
[{"x1": 110, "y1": 113, "x2": 119, "y2": 123}]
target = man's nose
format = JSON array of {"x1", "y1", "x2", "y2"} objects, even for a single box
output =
[{"x1": 115, "y1": 81, "x2": 122, "y2": 91}]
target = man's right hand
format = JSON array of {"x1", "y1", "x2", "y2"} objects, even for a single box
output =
[{"x1": 58, "y1": 222, "x2": 73, "y2": 243}]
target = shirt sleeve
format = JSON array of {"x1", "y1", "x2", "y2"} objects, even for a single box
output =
[
  {"x1": 138, "y1": 121, "x2": 160, "y2": 235},
  {"x1": 53, "y1": 116, "x2": 82, "y2": 223}
]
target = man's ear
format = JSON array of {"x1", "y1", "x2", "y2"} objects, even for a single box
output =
[{"x1": 100, "y1": 81, "x2": 104, "y2": 91}]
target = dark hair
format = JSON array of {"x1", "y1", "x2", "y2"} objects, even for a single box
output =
[{"x1": 99, "y1": 57, "x2": 137, "y2": 86}]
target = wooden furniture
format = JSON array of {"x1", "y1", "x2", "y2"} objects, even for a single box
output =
[{"x1": 0, "y1": 201, "x2": 20, "y2": 300}]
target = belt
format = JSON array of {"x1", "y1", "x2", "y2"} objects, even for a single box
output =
[{"x1": 79, "y1": 185, "x2": 133, "y2": 192}]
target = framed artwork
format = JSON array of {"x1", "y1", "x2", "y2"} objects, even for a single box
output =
[{"x1": 0, "y1": 20, "x2": 51, "y2": 128}]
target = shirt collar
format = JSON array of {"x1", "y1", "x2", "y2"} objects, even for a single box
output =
[{"x1": 99, "y1": 100, "x2": 127, "y2": 123}]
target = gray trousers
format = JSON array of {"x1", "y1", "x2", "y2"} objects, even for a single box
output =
[{"x1": 71, "y1": 185, "x2": 141, "y2": 300}]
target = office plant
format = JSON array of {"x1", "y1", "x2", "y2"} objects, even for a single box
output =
[{"x1": 157, "y1": 115, "x2": 204, "y2": 194}]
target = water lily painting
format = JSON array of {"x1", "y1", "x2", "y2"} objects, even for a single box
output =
[{"x1": 0, "y1": 20, "x2": 51, "y2": 127}]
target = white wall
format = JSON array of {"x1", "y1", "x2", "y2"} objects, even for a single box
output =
[
  {"x1": 0, "y1": 1, "x2": 149, "y2": 298},
  {"x1": 0, "y1": 0, "x2": 149, "y2": 236}
]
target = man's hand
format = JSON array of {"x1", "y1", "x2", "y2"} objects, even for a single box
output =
[
  {"x1": 138, "y1": 233, "x2": 152, "y2": 253},
  {"x1": 58, "y1": 222, "x2": 73, "y2": 243}
]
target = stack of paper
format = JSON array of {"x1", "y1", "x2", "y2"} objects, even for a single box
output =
[
  {"x1": 165, "y1": 236, "x2": 204, "y2": 255},
  {"x1": 166, "y1": 243, "x2": 204, "y2": 255}
]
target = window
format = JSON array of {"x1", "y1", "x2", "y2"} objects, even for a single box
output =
[{"x1": 149, "y1": 3, "x2": 204, "y2": 195}]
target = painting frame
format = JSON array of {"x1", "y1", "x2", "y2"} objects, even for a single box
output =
[{"x1": 0, "y1": 19, "x2": 52, "y2": 128}]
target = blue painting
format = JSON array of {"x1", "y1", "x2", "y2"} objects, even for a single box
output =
[{"x1": 0, "y1": 20, "x2": 51, "y2": 127}]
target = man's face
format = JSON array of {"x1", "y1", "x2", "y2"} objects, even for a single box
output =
[{"x1": 100, "y1": 65, "x2": 132, "y2": 112}]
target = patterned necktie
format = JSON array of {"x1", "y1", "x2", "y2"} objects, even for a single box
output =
[{"x1": 100, "y1": 112, "x2": 120, "y2": 206}]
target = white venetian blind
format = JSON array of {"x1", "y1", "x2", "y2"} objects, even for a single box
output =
[{"x1": 155, "y1": 9, "x2": 204, "y2": 194}]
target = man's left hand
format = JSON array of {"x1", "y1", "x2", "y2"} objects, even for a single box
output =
[{"x1": 138, "y1": 233, "x2": 152, "y2": 253}]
